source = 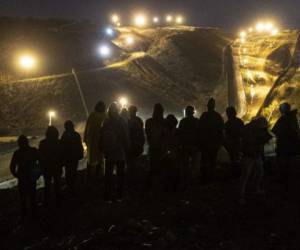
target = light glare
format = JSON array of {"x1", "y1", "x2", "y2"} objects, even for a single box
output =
[
  {"x1": 166, "y1": 15, "x2": 173, "y2": 22},
  {"x1": 19, "y1": 55, "x2": 36, "y2": 69},
  {"x1": 119, "y1": 97, "x2": 128, "y2": 107},
  {"x1": 99, "y1": 45, "x2": 111, "y2": 58},
  {"x1": 111, "y1": 14, "x2": 119, "y2": 23},
  {"x1": 153, "y1": 17, "x2": 159, "y2": 23},
  {"x1": 134, "y1": 15, "x2": 147, "y2": 27},
  {"x1": 176, "y1": 16, "x2": 183, "y2": 24},
  {"x1": 126, "y1": 36, "x2": 134, "y2": 45}
]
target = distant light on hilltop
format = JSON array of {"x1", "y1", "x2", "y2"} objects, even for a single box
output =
[
  {"x1": 176, "y1": 16, "x2": 184, "y2": 25},
  {"x1": 166, "y1": 15, "x2": 173, "y2": 23},
  {"x1": 111, "y1": 14, "x2": 120, "y2": 24},
  {"x1": 98, "y1": 44, "x2": 111, "y2": 58},
  {"x1": 153, "y1": 16, "x2": 160, "y2": 23},
  {"x1": 239, "y1": 31, "x2": 247, "y2": 38},
  {"x1": 134, "y1": 14, "x2": 147, "y2": 27},
  {"x1": 105, "y1": 27, "x2": 114, "y2": 36}
]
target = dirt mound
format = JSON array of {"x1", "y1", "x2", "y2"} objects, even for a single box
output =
[{"x1": 0, "y1": 21, "x2": 232, "y2": 131}]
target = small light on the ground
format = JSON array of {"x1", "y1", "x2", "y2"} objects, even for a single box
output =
[{"x1": 48, "y1": 110, "x2": 56, "y2": 126}]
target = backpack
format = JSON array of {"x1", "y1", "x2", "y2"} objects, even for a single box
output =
[{"x1": 30, "y1": 160, "x2": 42, "y2": 182}]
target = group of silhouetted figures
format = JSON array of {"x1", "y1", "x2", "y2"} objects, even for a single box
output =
[{"x1": 10, "y1": 98, "x2": 300, "y2": 223}]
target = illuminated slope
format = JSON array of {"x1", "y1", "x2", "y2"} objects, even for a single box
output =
[
  {"x1": 232, "y1": 29, "x2": 299, "y2": 121},
  {"x1": 0, "y1": 26, "x2": 231, "y2": 131},
  {"x1": 258, "y1": 34, "x2": 300, "y2": 124}
]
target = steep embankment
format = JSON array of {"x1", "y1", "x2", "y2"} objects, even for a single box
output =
[
  {"x1": 258, "y1": 33, "x2": 300, "y2": 124},
  {"x1": 231, "y1": 29, "x2": 299, "y2": 121},
  {"x1": 0, "y1": 23, "x2": 231, "y2": 132}
]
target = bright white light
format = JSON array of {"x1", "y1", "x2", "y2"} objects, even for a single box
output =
[
  {"x1": 240, "y1": 37, "x2": 246, "y2": 43},
  {"x1": 153, "y1": 16, "x2": 160, "y2": 23},
  {"x1": 19, "y1": 55, "x2": 36, "y2": 69},
  {"x1": 176, "y1": 16, "x2": 183, "y2": 24},
  {"x1": 256, "y1": 22, "x2": 265, "y2": 32},
  {"x1": 105, "y1": 27, "x2": 114, "y2": 36},
  {"x1": 134, "y1": 15, "x2": 147, "y2": 27},
  {"x1": 111, "y1": 14, "x2": 119, "y2": 23},
  {"x1": 271, "y1": 28, "x2": 279, "y2": 36},
  {"x1": 126, "y1": 36, "x2": 134, "y2": 45},
  {"x1": 99, "y1": 45, "x2": 111, "y2": 58},
  {"x1": 48, "y1": 111, "x2": 56, "y2": 118},
  {"x1": 248, "y1": 27, "x2": 254, "y2": 33},
  {"x1": 48, "y1": 110, "x2": 56, "y2": 126},
  {"x1": 264, "y1": 22, "x2": 274, "y2": 31},
  {"x1": 240, "y1": 31, "x2": 247, "y2": 38},
  {"x1": 119, "y1": 97, "x2": 128, "y2": 107},
  {"x1": 166, "y1": 15, "x2": 173, "y2": 23}
]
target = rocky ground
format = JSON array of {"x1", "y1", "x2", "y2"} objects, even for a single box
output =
[{"x1": 0, "y1": 158, "x2": 300, "y2": 250}]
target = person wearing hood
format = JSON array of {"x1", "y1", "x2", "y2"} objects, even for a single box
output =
[
  {"x1": 61, "y1": 120, "x2": 84, "y2": 194},
  {"x1": 272, "y1": 102, "x2": 300, "y2": 185},
  {"x1": 39, "y1": 126, "x2": 62, "y2": 207},
  {"x1": 145, "y1": 103, "x2": 165, "y2": 190},
  {"x1": 10, "y1": 135, "x2": 39, "y2": 222},
  {"x1": 84, "y1": 101, "x2": 106, "y2": 178},
  {"x1": 198, "y1": 98, "x2": 224, "y2": 184}
]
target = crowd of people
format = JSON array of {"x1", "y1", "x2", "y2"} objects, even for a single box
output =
[{"x1": 9, "y1": 98, "x2": 300, "y2": 222}]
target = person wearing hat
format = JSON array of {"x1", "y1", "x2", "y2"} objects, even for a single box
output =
[
  {"x1": 198, "y1": 98, "x2": 224, "y2": 184},
  {"x1": 272, "y1": 102, "x2": 300, "y2": 185}
]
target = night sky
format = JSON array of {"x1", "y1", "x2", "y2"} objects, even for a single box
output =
[{"x1": 0, "y1": 0, "x2": 299, "y2": 30}]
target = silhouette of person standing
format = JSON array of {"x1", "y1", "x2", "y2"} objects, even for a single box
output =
[
  {"x1": 39, "y1": 126, "x2": 62, "y2": 207},
  {"x1": 145, "y1": 103, "x2": 165, "y2": 191},
  {"x1": 178, "y1": 106, "x2": 199, "y2": 190},
  {"x1": 101, "y1": 103, "x2": 129, "y2": 202},
  {"x1": 199, "y1": 98, "x2": 224, "y2": 183},
  {"x1": 10, "y1": 135, "x2": 39, "y2": 222},
  {"x1": 272, "y1": 102, "x2": 300, "y2": 185},
  {"x1": 224, "y1": 106, "x2": 244, "y2": 178},
  {"x1": 127, "y1": 105, "x2": 145, "y2": 189},
  {"x1": 61, "y1": 120, "x2": 84, "y2": 194},
  {"x1": 162, "y1": 114, "x2": 180, "y2": 192},
  {"x1": 84, "y1": 101, "x2": 106, "y2": 178},
  {"x1": 239, "y1": 116, "x2": 272, "y2": 204}
]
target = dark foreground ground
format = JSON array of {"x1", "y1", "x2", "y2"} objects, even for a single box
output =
[{"x1": 0, "y1": 158, "x2": 300, "y2": 250}]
